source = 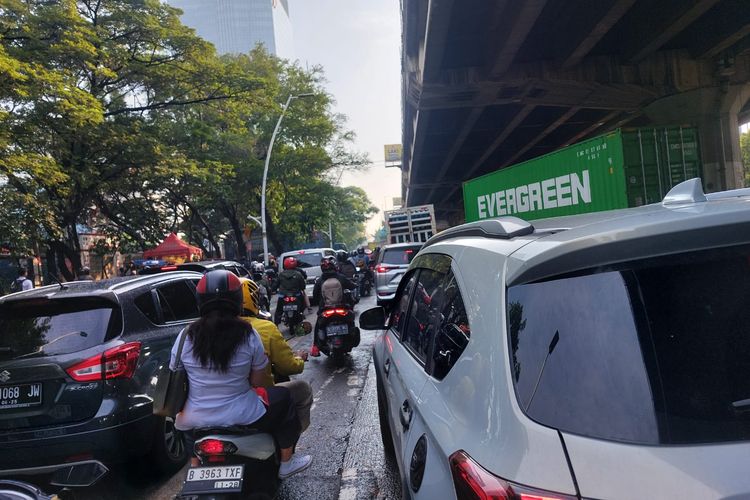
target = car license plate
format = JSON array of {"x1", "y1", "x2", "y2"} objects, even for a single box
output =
[
  {"x1": 181, "y1": 465, "x2": 244, "y2": 495},
  {"x1": 0, "y1": 383, "x2": 42, "y2": 409},
  {"x1": 326, "y1": 324, "x2": 349, "y2": 337},
  {"x1": 283, "y1": 304, "x2": 297, "y2": 312}
]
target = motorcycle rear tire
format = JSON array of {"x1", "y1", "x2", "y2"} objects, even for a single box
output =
[{"x1": 331, "y1": 351, "x2": 347, "y2": 367}]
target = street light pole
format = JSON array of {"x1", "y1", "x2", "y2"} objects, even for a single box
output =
[{"x1": 261, "y1": 93, "x2": 314, "y2": 266}]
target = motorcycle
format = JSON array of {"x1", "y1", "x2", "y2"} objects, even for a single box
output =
[
  {"x1": 354, "y1": 268, "x2": 372, "y2": 297},
  {"x1": 279, "y1": 293, "x2": 310, "y2": 336},
  {"x1": 316, "y1": 292, "x2": 360, "y2": 366},
  {"x1": 0, "y1": 480, "x2": 73, "y2": 500},
  {"x1": 263, "y1": 269, "x2": 279, "y2": 295},
  {"x1": 177, "y1": 427, "x2": 279, "y2": 499}
]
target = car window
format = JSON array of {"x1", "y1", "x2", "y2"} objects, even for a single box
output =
[
  {"x1": 0, "y1": 299, "x2": 119, "y2": 358},
  {"x1": 431, "y1": 271, "x2": 471, "y2": 380},
  {"x1": 155, "y1": 280, "x2": 199, "y2": 323},
  {"x1": 235, "y1": 266, "x2": 249, "y2": 277},
  {"x1": 381, "y1": 245, "x2": 421, "y2": 265},
  {"x1": 134, "y1": 291, "x2": 159, "y2": 324},
  {"x1": 401, "y1": 268, "x2": 446, "y2": 364},
  {"x1": 508, "y1": 243, "x2": 750, "y2": 445},
  {"x1": 389, "y1": 272, "x2": 418, "y2": 339},
  {"x1": 287, "y1": 253, "x2": 322, "y2": 269}
]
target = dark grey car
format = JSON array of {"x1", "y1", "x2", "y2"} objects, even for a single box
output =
[{"x1": 0, "y1": 272, "x2": 203, "y2": 487}]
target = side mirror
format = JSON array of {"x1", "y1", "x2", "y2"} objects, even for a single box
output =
[{"x1": 359, "y1": 307, "x2": 386, "y2": 330}]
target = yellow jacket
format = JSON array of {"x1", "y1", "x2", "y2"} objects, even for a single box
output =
[{"x1": 241, "y1": 316, "x2": 304, "y2": 387}]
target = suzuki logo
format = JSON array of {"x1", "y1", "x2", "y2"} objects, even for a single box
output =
[{"x1": 0, "y1": 371, "x2": 9, "y2": 383}]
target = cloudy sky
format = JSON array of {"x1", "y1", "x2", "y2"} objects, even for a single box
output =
[{"x1": 288, "y1": 0, "x2": 402, "y2": 236}]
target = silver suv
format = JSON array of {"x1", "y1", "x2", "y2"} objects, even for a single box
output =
[
  {"x1": 360, "y1": 179, "x2": 750, "y2": 500},
  {"x1": 374, "y1": 243, "x2": 422, "y2": 305}
]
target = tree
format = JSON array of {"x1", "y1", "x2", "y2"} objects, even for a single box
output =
[{"x1": 0, "y1": 0, "x2": 265, "y2": 278}]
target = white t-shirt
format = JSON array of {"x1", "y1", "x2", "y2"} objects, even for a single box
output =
[{"x1": 170, "y1": 327, "x2": 269, "y2": 431}]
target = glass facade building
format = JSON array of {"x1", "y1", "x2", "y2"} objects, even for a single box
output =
[{"x1": 167, "y1": 0, "x2": 294, "y2": 58}]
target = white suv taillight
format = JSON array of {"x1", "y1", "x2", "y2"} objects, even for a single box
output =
[
  {"x1": 66, "y1": 342, "x2": 141, "y2": 382},
  {"x1": 449, "y1": 450, "x2": 577, "y2": 500}
]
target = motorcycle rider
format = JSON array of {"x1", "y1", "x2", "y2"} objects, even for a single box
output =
[
  {"x1": 337, "y1": 251, "x2": 356, "y2": 279},
  {"x1": 239, "y1": 278, "x2": 313, "y2": 432},
  {"x1": 310, "y1": 258, "x2": 357, "y2": 357},
  {"x1": 274, "y1": 256, "x2": 310, "y2": 325},
  {"x1": 170, "y1": 269, "x2": 312, "y2": 478}
]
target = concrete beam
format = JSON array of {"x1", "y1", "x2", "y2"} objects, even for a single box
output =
[
  {"x1": 561, "y1": 110, "x2": 621, "y2": 147},
  {"x1": 423, "y1": 0, "x2": 456, "y2": 83},
  {"x1": 562, "y1": 0, "x2": 638, "y2": 69},
  {"x1": 489, "y1": 0, "x2": 548, "y2": 77},
  {"x1": 423, "y1": 105, "x2": 486, "y2": 203},
  {"x1": 630, "y1": 0, "x2": 720, "y2": 62},
  {"x1": 444, "y1": 104, "x2": 536, "y2": 200},
  {"x1": 697, "y1": 22, "x2": 750, "y2": 59},
  {"x1": 499, "y1": 107, "x2": 580, "y2": 168}
]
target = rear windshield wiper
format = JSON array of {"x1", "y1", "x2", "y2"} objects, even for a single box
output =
[
  {"x1": 731, "y1": 399, "x2": 750, "y2": 412},
  {"x1": 15, "y1": 331, "x2": 88, "y2": 359}
]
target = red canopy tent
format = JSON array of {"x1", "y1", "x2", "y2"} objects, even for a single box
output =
[{"x1": 143, "y1": 233, "x2": 202, "y2": 262}]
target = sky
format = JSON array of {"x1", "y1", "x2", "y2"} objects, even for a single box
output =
[{"x1": 288, "y1": 0, "x2": 403, "y2": 237}]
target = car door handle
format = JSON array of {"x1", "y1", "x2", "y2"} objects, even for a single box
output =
[
  {"x1": 399, "y1": 400, "x2": 412, "y2": 430},
  {"x1": 384, "y1": 358, "x2": 391, "y2": 377}
]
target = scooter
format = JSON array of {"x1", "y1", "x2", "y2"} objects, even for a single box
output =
[
  {"x1": 315, "y1": 294, "x2": 360, "y2": 366},
  {"x1": 354, "y1": 268, "x2": 372, "y2": 297},
  {"x1": 177, "y1": 427, "x2": 279, "y2": 499}
]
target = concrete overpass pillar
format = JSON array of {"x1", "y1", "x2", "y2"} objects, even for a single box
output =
[
  {"x1": 643, "y1": 84, "x2": 750, "y2": 192},
  {"x1": 699, "y1": 85, "x2": 748, "y2": 191}
]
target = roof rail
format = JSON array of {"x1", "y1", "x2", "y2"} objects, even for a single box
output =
[
  {"x1": 662, "y1": 178, "x2": 707, "y2": 205},
  {"x1": 423, "y1": 217, "x2": 534, "y2": 249},
  {"x1": 705, "y1": 187, "x2": 750, "y2": 200}
]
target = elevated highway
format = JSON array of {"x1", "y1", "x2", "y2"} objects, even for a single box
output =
[{"x1": 402, "y1": 0, "x2": 750, "y2": 225}]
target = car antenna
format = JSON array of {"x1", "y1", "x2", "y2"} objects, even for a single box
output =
[
  {"x1": 47, "y1": 273, "x2": 68, "y2": 290},
  {"x1": 524, "y1": 330, "x2": 560, "y2": 412}
]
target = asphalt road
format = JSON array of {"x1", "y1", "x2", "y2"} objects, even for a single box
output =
[{"x1": 67, "y1": 293, "x2": 401, "y2": 500}]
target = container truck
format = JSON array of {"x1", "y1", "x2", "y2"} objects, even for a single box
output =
[
  {"x1": 384, "y1": 204, "x2": 437, "y2": 244},
  {"x1": 463, "y1": 126, "x2": 702, "y2": 222}
]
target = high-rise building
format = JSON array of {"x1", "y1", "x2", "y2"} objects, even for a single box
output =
[{"x1": 168, "y1": 0, "x2": 294, "y2": 58}]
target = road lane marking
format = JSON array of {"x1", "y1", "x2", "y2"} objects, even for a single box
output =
[{"x1": 339, "y1": 468, "x2": 359, "y2": 500}]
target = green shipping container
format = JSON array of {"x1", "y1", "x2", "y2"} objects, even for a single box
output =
[{"x1": 463, "y1": 126, "x2": 702, "y2": 222}]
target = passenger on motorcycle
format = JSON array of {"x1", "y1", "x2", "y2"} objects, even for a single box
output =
[
  {"x1": 337, "y1": 251, "x2": 356, "y2": 279},
  {"x1": 170, "y1": 270, "x2": 312, "y2": 478},
  {"x1": 239, "y1": 278, "x2": 313, "y2": 432},
  {"x1": 274, "y1": 256, "x2": 310, "y2": 324},
  {"x1": 310, "y1": 259, "x2": 356, "y2": 357}
]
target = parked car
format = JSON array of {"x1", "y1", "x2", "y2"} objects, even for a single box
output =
[
  {"x1": 0, "y1": 271, "x2": 204, "y2": 487},
  {"x1": 361, "y1": 179, "x2": 750, "y2": 500},
  {"x1": 373, "y1": 243, "x2": 422, "y2": 305}
]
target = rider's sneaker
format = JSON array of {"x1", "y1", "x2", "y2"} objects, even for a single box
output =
[
  {"x1": 310, "y1": 345, "x2": 320, "y2": 357},
  {"x1": 278, "y1": 454, "x2": 312, "y2": 479}
]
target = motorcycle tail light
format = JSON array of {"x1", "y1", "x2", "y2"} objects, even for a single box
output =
[
  {"x1": 322, "y1": 307, "x2": 348, "y2": 318},
  {"x1": 66, "y1": 342, "x2": 141, "y2": 382},
  {"x1": 195, "y1": 439, "x2": 237, "y2": 457},
  {"x1": 449, "y1": 450, "x2": 576, "y2": 500}
]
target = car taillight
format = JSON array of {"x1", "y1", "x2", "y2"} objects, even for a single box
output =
[
  {"x1": 321, "y1": 307, "x2": 348, "y2": 318},
  {"x1": 195, "y1": 439, "x2": 238, "y2": 456},
  {"x1": 376, "y1": 265, "x2": 395, "y2": 273},
  {"x1": 449, "y1": 450, "x2": 576, "y2": 500},
  {"x1": 66, "y1": 342, "x2": 141, "y2": 382}
]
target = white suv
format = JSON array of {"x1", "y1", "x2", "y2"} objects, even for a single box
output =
[{"x1": 360, "y1": 179, "x2": 750, "y2": 500}]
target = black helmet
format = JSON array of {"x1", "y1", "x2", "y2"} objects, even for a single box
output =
[
  {"x1": 320, "y1": 258, "x2": 336, "y2": 272},
  {"x1": 357, "y1": 247, "x2": 364, "y2": 255},
  {"x1": 196, "y1": 269, "x2": 243, "y2": 316}
]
